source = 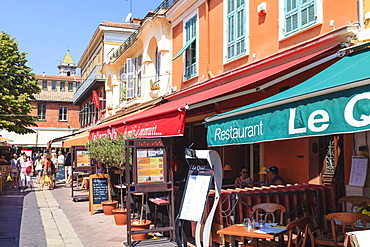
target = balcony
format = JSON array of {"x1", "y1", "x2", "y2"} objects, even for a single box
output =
[
  {"x1": 74, "y1": 65, "x2": 105, "y2": 105},
  {"x1": 108, "y1": 0, "x2": 180, "y2": 63}
]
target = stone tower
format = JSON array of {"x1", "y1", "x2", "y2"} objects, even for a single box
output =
[{"x1": 58, "y1": 50, "x2": 77, "y2": 76}]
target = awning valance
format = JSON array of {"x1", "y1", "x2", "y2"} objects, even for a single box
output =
[
  {"x1": 205, "y1": 49, "x2": 370, "y2": 146},
  {"x1": 63, "y1": 130, "x2": 89, "y2": 147}
]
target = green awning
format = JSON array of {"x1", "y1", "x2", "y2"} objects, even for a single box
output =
[
  {"x1": 205, "y1": 48, "x2": 370, "y2": 147},
  {"x1": 172, "y1": 37, "x2": 196, "y2": 60}
]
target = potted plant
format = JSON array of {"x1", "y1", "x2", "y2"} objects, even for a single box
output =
[
  {"x1": 149, "y1": 79, "x2": 160, "y2": 98},
  {"x1": 130, "y1": 193, "x2": 151, "y2": 240},
  {"x1": 88, "y1": 133, "x2": 126, "y2": 217}
]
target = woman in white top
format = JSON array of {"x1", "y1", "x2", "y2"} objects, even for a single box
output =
[
  {"x1": 234, "y1": 167, "x2": 253, "y2": 188},
  {"x1": 35, "y1": 156, "x2": 43, "y2": 184}
]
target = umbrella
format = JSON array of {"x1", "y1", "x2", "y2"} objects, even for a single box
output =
[{"x1": 0, "y1": 136, "x2": 12, "y2": 142}]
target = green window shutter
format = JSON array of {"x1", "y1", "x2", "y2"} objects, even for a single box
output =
[
  {"x1": 285, "y1": 0, "x2": 316, "y2": 35},
  {"x1": 227, "y1": 0, "x2": 245, "y2": 60}
]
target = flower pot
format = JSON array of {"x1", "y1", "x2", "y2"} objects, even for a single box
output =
[
  {"x1": 101, "y1": 200, "x2": 118, "y2": 215},
  {"x1": 149, "y1": 90, "x2": 159, "y2": 98},
  {"x1": 131, "y1": 219, "x2": 151, "y2": 241},
  {"x1": 112, "y1": 208, "x2": 127, "y2": 225}
]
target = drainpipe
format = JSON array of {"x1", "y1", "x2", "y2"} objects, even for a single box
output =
[
  {"x1": 359, "y1": 0, "x2": 364, "y2": 29},
  {"x1": 206, "y1": 0, "x2": 214, "y2": 79}
]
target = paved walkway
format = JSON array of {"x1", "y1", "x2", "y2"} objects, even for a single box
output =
[{"x1": 0, "y1": 179, "x2": 127, "y2": 247}]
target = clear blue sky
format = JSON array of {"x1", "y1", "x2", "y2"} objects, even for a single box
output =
[{"x1": 0, "y1": 0, "x2": 164, "y2": 75}]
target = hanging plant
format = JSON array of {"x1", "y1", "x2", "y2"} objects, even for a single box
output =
[{"x1": 149, "y1": 79, "x2": 160, "y2": 90}]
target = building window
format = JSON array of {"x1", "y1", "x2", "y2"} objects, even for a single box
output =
[
  {"x1": 126, "y1": 58, "x2": 136, "y2": 99},
  {"x1": 59, "y1": 107, "x2": 68, "y2": 121},
  {"x1": 52, "y1": 81, "x2": 57, "y2": 91},
  {"x1": 76, "y1": 82, "x2": 80, "y2": 89},
  {"x1": 226, "y1": 0, "x2": 246, "y2": 60},
  {"x1": 60, "y1": 81, "x2": 65, "y2": 91},
  {"x1": 136, "y1": 55, "x2": 142, "y2": 97},
  {"x1": 284, "y1": 0, "x2": 316, "y2": 35},
  {"x1": 42, "y1": 81, "x2": 47, "y2": 90},
  {"x1": 68, "y1": 82, "x2": 73, "y2": 91},
  {"x1": 38, "y1": 104, "x2": 46, "y2": 120},
  {"x1": 184, "y1": 15, "x2": 197, "y2": 80}
]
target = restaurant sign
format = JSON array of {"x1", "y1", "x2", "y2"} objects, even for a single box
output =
[
  {"x1": 206, "y1": 85, "x2": 370, "y2": 146},
  {"x1": 89, "y1": 111, "x2": 185, "y2": 140}
]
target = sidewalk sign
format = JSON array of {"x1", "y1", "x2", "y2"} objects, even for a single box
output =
[
  {"x1": 56, "y1": 164, "x2": 65, "y2": 181},
  {"x1": 89, "y1": 173, "x2": 111, "y2": 215},
  {"x1": 176, "y1": 149, "x2": 222, "y2": 247}
]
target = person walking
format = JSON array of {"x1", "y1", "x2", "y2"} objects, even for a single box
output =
[
  {"x1": 20, "y1": 156, "x2": 33, "y2": 192},
  {"x1": 10, "y1": 154, "x2": 19, "y2": 188},
  {"x1": 42, "y1": 155, "x2": 53, "y2": 190},
  {"x1": 34, "y1": 156, "x2": 43, "y2": 184}
]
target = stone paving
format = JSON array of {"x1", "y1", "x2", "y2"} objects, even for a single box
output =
[
  {"x1": 0, "y1": 178, "x2": 193, "y2": 247},
  {"x1": 0, "y1": 179, "x2": 127, "y2": 247}
]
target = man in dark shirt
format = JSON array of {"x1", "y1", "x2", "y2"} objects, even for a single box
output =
[{"x1": 265, "y1": 166, "x2": 285, "y2": 185}]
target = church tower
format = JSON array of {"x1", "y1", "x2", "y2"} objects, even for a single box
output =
[{"x1": 58, "y1": 50, "x2": 77, "y2": 76}]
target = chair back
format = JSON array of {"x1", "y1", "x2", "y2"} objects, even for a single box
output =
[
  {"x1": 326, "y1": 212, "x2": 370, "y2": 247},
  {"x1": 301, "y1": 199, "x2": 322, "y2": 235},
  {"x1": 252, "y1": 203, "x2": 286, "y2": 224},
  {"x1": 338, "y1": 196, "x2": 370, "y2": 212},
  {"x1": 286, "y1": 216, "x2": 314, "y2": 247}
]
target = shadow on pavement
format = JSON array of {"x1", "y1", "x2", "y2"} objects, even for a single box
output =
[{"x1": 0, "y1": 181, "x2": 29, "y2": 247}]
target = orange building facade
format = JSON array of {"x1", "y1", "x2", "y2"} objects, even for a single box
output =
[{"x1": 166, "y1": 0, "x2": 362, "y2": 191}]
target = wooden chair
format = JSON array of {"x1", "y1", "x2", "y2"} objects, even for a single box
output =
[
  {"x1": 315, "y1": 212, "x2": 370, "y2": 247},
  {"x1": 338, "y1": 196, "x2": 370, "y2": 212},
  {"x1": 286, "y1": 216, "x2": 314, "y2": 247},
  {"x1": 301, "y1": 199, "x2": 322, "y2": 235},
  {"x1": 246, "y1": 203, "x2": 286, "y2": 247},
  {"x1": 252, "y1": 203, "x2": 287, "y2": 224}
]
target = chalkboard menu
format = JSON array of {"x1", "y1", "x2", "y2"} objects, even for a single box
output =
[
  {"x1": 56, "y1": 164, "x2": 65, "y2": 181},
  {"x1": 89, "y1": 174, "x2": 111, "y2": 214},
  {"x1": 92, "y1": 177, "x2": 109, "y2": 204}
]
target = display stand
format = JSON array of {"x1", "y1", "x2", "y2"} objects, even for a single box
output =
[
  {"x1": 175, "y1": 149, "x2": 222, "y2": 247},
  {"x1": 70, "y1": 145, "x2": 93, "y2": 202},
  {"x1": 124, "y1": 139, "x2": 176, "y2": 247}
]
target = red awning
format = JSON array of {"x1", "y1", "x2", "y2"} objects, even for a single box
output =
[{"x1": 89, "y1": 46, "x2": 338, "y2": 140}]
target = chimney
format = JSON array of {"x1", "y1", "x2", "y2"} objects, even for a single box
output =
[{"x1": 42, "y1": 72, "x2": 46, "y2": 77}]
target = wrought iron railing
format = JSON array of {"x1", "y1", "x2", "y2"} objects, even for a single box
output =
[{"x1": 108, "y1": 0, "x2": 180, "y2": 63}]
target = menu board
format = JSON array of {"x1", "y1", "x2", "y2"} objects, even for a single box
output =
[
  {"x1": 56, "y1": 164, "x2": 65, "y2": 181},
  {"x1": 349, "y1": 156, "x2": 368, "y2": 187},
  {"x1": 76, "y1": 150, "x2": 90, "y2": 167},
  {"x1": 89, "y1": 174, "x2": 111, "y2": 214},
  {"x1": 179, "y1": 173, "x2": 212, "y2": 222},
  {"x1": 92, "y1": 177, "x2": 109, "y2": 204},
  {"x1": 137, "y1": 148, "x2": 164, "y2": 183}
]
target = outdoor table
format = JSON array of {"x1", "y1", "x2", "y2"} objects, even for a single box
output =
[
  {"x1": 217, "y1": 223, "x2": 287, "y2": 247},
  {"x1": 345, "y1": 229, "x2": 370, "y2": 247},
  {"x1": 149, "y1": 197, "x2": 170, "y2": 227}
]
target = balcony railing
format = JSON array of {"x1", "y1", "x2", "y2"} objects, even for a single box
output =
[
  {"x1": 109, "y1": 31, "x2": 139, "y2": 63},
  {"x1": 74, "y1": 65, "x2": 104, "y2": 104},
  {"x1": 108, "y1": 0, "x2": 180, "y2": 63}
]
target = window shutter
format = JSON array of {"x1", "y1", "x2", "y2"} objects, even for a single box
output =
[{"x1": 126, "y1": 58, "x2": 136, "y2": 99}]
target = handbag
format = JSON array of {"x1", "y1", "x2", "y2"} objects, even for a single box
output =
[
  {"x1": 26, "y1": 166, "x2": 32, "y2": 175},
  {"x1": 7, "y1": 174, "x2": 12, "y2": 182},
  {"x1": 44, "y1": 175, "x2": 50, "y2": 183}
]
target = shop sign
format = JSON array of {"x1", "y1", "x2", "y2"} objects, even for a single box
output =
[{"x1": 207, "y1": 87, "x2": 370, "y2": 146}]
